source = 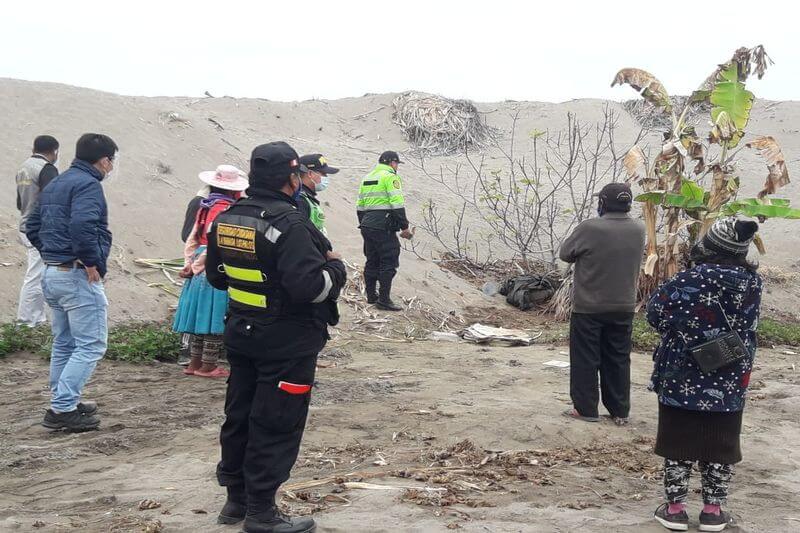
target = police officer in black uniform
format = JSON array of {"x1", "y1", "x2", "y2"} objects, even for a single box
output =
[{"x1": 206, "y1": 141, "x2": 346, "y2": 533}]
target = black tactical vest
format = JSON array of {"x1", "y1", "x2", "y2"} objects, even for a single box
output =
[{"x1": 212, "y1": 196, "x2": 338, "y2": 326}]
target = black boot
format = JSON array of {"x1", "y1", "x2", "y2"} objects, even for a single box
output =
[
  {"x1": 365, "y1": 277, "x2": 378, "y2": 304},
  {"x1": 243, "y1": 506, "x2": 316, "y2": 533},
  {"x1": 217, "y1": 485, "x2": 247, "y2": 525},
  {"x1": 376, "y1": 277, "x2": 402, "y2": 312},
  {"x1": 42, "y1": 409, "x2": 100, "y2": 432}
]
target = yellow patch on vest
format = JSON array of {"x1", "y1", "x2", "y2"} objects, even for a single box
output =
[
  {"x1": 217, "y1": 224, "x2": 256, "y2": 253},
  {"x1": 392, "y1": 179, "x2": 401, "y2": 189}
]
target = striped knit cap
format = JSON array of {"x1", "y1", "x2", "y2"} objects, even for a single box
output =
[{"x1": 703, "y1": 217, "x2": 758, "y2": 256}]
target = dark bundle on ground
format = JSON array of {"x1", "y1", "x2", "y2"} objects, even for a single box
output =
[{"x1": 392, "y1": 92, "x2": 498, "y2": 156}]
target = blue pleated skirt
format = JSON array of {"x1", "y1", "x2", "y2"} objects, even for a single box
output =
[{"x1": 172, "y1": 247, "x2": 228, "y2": 335}]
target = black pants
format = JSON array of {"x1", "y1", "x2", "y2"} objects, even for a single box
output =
[
  {"x1": 361, "y1": 227, "x2": 400, "y2": 286},
  {"x1": 569, "y1": 312, "x2": 633, "y2": 418},
  {"x1": 216, "y1": 348, "x2": 317, "y2": 509}
]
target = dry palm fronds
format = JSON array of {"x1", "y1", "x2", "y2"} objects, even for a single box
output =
[
  {"x1": 133, "y1": 258, "x2": 185, "y2": 297},
  {"x1": 392, "y1": 92, "x2": 497, "y2": 156},
  {"x1": 544, "y1": 271, "x2": 573, "y2": 321}
]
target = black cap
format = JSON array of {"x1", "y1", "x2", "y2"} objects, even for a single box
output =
[
  {"x1": 598, "y1": 182, "x2": 633, "y2": 212},
  {"x1": 250, "y1": 141, "x2": 307, "y2": 177},
  {"x1": 299, "y1": 154, "x2": 339, "y2": 175},
  {"x1": 379, "y1": 150, "x2": 402, "y2": 165}
]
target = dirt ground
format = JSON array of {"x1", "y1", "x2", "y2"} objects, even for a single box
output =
[{"x1": 1, "y1": 335, "x2": 799, "y2": 533}]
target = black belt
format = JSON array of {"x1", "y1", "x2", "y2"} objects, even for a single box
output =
[{"x1": 49, "y1": 261, "x2": 85, "y2": 270}]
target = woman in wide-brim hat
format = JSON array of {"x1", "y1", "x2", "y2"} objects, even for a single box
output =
[
  {"x1": 173, "y1": 165, "x2": 248, "y2": 378},
  {"x1": 647, "y1": 217, "x2": 763, "y2": 532}
]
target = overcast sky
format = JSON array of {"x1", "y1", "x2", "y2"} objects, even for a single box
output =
[{"x1": 1, "y1": 0, "x2": 796, "y2": 103}]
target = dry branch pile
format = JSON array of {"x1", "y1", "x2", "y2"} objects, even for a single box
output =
[
  {"x1": 392, "y1": 92, "x2": 497, "y2": 156},
  {"x1": 622, "y1": 96, "x2": 711, "y2": 132}
]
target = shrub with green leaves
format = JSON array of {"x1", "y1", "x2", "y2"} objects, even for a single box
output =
[
  {"x1": 1, "y1": 321, "x2": 180, "y2": 362},
  {"x1": 105, "y1": 323, "x2": 181, "y2": 363}
]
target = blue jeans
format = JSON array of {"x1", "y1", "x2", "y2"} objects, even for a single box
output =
[{"x1": 41, "y1": 265, "x2": 108, "y2": 413}]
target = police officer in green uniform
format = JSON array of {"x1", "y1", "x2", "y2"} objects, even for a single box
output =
[
  {"x1": 206, "y1": 141, "x2": 346, "y2": 533},
  {"x1": 356, "y1": 151, "x2": 413, "y2": 311},
  {"x1": 296, "y1": 154, "x2": 339, "y2": 235}
]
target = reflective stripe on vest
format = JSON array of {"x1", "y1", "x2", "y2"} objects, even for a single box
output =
[
  {"x1": 228, "y1": 287, "x2": 267, "y2": 308},
  {"x1": 223, "y1": 263, "x2": 266, "y2": 283},
  {"x1": 356, "y1": 164, "x2": 404, "y2": 211}
]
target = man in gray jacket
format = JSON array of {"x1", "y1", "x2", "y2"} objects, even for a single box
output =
[
  {"x1": 559, "y1": 183, "x2": 645, "y2": 425},
  {"x1": 15, "y1": 135, "x2": 60, "y2": 327}
]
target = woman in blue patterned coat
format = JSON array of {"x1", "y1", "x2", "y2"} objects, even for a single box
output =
[{"x1": 647, "y1": 217, "x2": 762, "y2": 532}]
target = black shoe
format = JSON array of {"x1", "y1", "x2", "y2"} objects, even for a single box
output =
[
  {"x1": 243, "y1": 507, "x2": 316, "y2": 533},
  {"x1": 218, "y1": 486, "x2": 247, "y2": 525},
  {"x1": 375, "y1": 300, "x2": 403, "y2": 311},
  {"x1": 365, "y1": 278, "x2": 378, "y2": 304},
  {"x1": 77, "y1": 401, "x2": 98, "y2": 416},
  {"x1": 654, "y1": 503, "x2": 689, "y2": 531},
  {"x1": 376, "y1": 299, "x2": 402, "y2": 311},
  {"x1": 42, "y1": 409, "x2": 100, "y2": 432},
  {"x1": 218, "y1": 500, "x2": 247, "y2": 525},
  {"x1": 699, "y1": 510, "x2": 733, "y2": 532}
]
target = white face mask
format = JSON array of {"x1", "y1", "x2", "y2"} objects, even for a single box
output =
[
  {"x1": 315, "y1": 174, "x2": 330, "y2": 192},
  {"x1": 104, "y1": 152, "x2": 120, "y2": 182}
]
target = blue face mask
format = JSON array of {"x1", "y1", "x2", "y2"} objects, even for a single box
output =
[
  {"x1": 292, "y1": 176, "x2": 302, "y2": 200},
  {"x1": 315, "y1": 174, "x2": 330, "y2": 193}
]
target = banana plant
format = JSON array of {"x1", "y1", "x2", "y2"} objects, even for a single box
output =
[{"x1": 612, "y1": 45, "x2": 795, "y2": 288}]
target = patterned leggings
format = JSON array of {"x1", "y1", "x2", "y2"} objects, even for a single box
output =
[
  {"x1": 190, "y1": 334, "x2": 225, "y2": 365},
  {"x1": 664, "y1": 459, "x2": 733, "y2": 505}
]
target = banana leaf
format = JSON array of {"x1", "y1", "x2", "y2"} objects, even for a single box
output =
[
  {"x1": 710, "y1": 64, "x2": 754, "y2": 148},
  {"x1": 722, "y1": 200, "x2": 800, "y2": 219}
]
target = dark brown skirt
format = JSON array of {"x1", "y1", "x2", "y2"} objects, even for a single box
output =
[{"x1": 654, "y1": 403, "x2": 743, "y2": 464}]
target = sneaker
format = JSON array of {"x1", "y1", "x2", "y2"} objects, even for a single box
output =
[
  {"x1": 366, "y1": 292, "x2": 378, "y2": 304},
  {"x1": 243, "y1": 507, "x2": 316, "y2": 533},
  {"x1": 376, "y1": 298, "x2": 402, "y2": 312},
  {"x1": 654, "y1": 503, "x2": 689, "y2": 531},
  {"x1": 42, "y1": 409, "x2": 100, "y2": 432},
  {"x1": 699, "y1": 510, "x2": 733, "y2": 532},
  {"x1": 177, "y1": 353, "x2": 191, "y2": 366},
  {"x1": 77, "y1": 401, "x2": 98, "y2": 416}
]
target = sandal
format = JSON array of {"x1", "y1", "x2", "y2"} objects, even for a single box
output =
[
  {"x1": 183, "y1": 367, "x2": 197, "y2": 375},
  {"x1": 194, "y1": 367, "x2": 230, "y2": 379},
  {"x1": 562, "y1": 408, "x2": 600, "y2": 423},
  {"x1": 602, "y1": 414, "x2": 631, "y2": 426}
]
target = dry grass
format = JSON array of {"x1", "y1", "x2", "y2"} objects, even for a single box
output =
[{"x1": 760, "y1": 265, "x2": 799, "y2": 286}]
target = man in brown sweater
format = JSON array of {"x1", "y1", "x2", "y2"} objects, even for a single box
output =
[{"x1": 559, "y1": 183, "x2": 645, "y2": 424}]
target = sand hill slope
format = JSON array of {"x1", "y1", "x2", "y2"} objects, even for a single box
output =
[{"x1": 1, "y1": 78, "x2": 798, "y2": 322}]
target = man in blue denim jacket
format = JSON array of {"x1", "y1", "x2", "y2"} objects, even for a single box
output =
[{"x1": 26, "y1": 133, "x2": 118, "y2": 432}]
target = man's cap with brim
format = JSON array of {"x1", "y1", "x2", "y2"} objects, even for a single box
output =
[
  {"x1": 250, "y1": 141, "x2": 307, "y2": 176},
  {"x1": 598, "y1": 182, "x2": 633, "y2": 205},
  {"x1": 379, "y1": 150, "x2": 402, "y2": 165},
  {"x1": 299, "y1": 154, "x2": 339, "y2": 175}
]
